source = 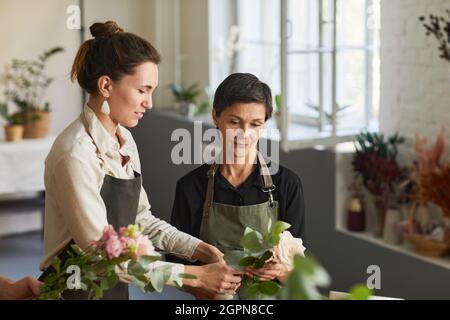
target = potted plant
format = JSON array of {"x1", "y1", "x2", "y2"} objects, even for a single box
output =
[
  {"x1": 4, "y1": 46, "x2": 64, "y2": 138},
  {"x1": 352, "y1": 131, "x2": 408, "y2": 237},
  {"x1": 0, "y1": 102, "x2": 24, "y2": 142},
  {"x1": 171, "y1": 83, "x2": 210, "y2": 118}
]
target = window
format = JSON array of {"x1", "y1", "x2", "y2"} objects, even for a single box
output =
[{"x1": 209, "y1": 0, "x2": 380, "y2": 151}]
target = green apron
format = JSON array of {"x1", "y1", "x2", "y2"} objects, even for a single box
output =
[{"x1": 199, "y1": 152, "x2": 279, "y2": 256}]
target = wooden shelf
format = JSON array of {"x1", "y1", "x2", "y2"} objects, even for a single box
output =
[{"x1": 336, "y1": 227, "x2": 450, "y2": 270}]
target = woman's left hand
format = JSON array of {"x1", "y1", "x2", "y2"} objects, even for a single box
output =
[{"x1": 245, "y1": 261, "x2": 289, "y2": 282}]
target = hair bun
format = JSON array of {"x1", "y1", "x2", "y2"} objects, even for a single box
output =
[{"x1": 90, "y1": 21, "x2": 124, "y2": 38}]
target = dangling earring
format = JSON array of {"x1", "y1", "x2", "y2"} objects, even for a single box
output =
[{"x1": 101, "y1": 99, "x2": 110, "y2": 115}]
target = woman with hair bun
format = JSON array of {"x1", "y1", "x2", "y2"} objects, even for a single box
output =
[{"x1": 39, "y1": 21, "x2": 242, "y2": 300}]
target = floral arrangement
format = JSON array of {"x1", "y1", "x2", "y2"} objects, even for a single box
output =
[
  {"x1": 225, "y1": 220, "x2": 372, "y2": 300},
  {"x1": 223, "y1": 220, "x2": 305, "y2": 298},
  {"x1": 352, "y1": 131, "x2": 408, "y2": 208},
  {"x1": 38, "y1": 224, "x2": 193, "y2": 300},
  {"x1": 410, "y1": 129, "x2": 450, "y2": 243},
  {"x1": 419, "y1": 11, "x2": 450, "y2": 63}
]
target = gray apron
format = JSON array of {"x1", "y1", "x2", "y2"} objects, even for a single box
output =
[
  {"x1": 39, "y1": 116, "x2": 141, "y2": 300},
  {"x1": 199, "y1": 152, "x2": 279, "y2": 255}
]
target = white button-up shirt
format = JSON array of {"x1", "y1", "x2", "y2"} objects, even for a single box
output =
[{"x1": 41, "y1": 105, "x2": 201, "y2": 279}]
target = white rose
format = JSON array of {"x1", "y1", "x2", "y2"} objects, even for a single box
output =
[
  {"x1": 273, "y1": 231, "x2": 306, "y2": 271},
  {"x1": 133, "y1": 235, "x2": 157, "y2": 261}
]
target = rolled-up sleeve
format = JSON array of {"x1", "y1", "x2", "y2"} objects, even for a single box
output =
[
  {"x1": 135, "y1": 186, "x2": 201, "y2": 260},
  {"x1": 52, "y1": 153, "x2": 108, "y2": 250}
]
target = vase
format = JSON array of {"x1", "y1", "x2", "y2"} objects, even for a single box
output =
[
  {"x1": 346, "y1": 198, "x2": 365, "y2": 232},
  {"x1": 372, "y1": 196, "x2": 387, "y2": 238},
  {"x1": 383, "y1": 208, "x2": 402, "y2": 245}
]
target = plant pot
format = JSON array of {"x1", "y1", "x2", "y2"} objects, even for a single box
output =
[
  {"x1": 23, "y1": 111, "x2": 51, "y2": 138},
  {"x1": 372, "y1": 196, "x2": 387, "y2": 238},
  {"x1": 383, "y1": 208, "x2": 402, "y2": 245},
  {"x1": 4, "y1": 124, "x2": 24, "y2": 142},
  {"x1": 175, "y1": 101, "x2": 196, "y2": 118}
]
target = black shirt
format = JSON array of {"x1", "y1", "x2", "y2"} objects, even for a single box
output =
[{"x1": 166, "y1": 162, "x2": 306, "y2": 264}]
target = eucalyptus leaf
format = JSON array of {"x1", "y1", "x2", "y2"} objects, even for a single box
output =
[
  {"x1": 128, "y1": 260, "x2": 149, "y2": 276},
  {"x1": 149, "y1": 266, "x2": 172, "y2": 292}
]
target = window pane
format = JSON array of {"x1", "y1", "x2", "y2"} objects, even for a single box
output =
[
  {"x1": 287, "y1": 53, "x2": 320, "y2": 119},
  {"x1": 336, "y1": 0, "x2": 366, "y2": 47},
  {"x1": 336, "y1": 51, "x2": 366, "y2": 130},
  {"x1": 236, "y1": 0, "x2": 281, "y2": 94},
  {"x1": 287, "y1": 0, "x2": 319, "y2": 50}
]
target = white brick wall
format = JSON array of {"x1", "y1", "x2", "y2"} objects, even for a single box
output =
[{"x1": 380, "y1": 0, "x2": 450, "y2": 164}]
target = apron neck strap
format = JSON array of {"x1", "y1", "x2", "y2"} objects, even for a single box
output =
[{"x1": 257, "y1": 152, "x2": 274, "y2": 190}]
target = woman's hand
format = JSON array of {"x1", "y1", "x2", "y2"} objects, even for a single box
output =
[
  {"x1": 184, "y1": 262, "x2": 243, "y2": 298},
  {"x1": 0, "y1": 276, "x2": 43, "y2": 300},
  {"x1": 191, "y1": 242, "x2": 225, "y2": 264},
  {"x1": 245, "y1": 260, "x2": 290, "y2": 282}
]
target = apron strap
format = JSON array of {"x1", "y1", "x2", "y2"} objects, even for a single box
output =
[
  {"x1": 257, "y1": 152, "x2": 276, "y2": 207},
  {"x1": 202, "y1": 163, "x2": 218, "y2": 217}
]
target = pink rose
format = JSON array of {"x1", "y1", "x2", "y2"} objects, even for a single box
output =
[
  {"x1": 101, "y1": 225, "x2": 118, "y2": 242},
  {"x1": 273, "y1": 231, "x2": 306, "y2": 270},
  {"x1": 120, "y1": 236, "x2": 136, "y2": 250},
  {"x1": 105, "y1": 234, "x2": 124, "y2": 259}
]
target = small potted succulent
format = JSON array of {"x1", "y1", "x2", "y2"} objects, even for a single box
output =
[
  {"x1": 4, "y1": 46, "x2": 64, "y2": 138},
  {"x1": 171, "y1": 83, "x2": 202, "y2": 118},
  {"x1": 0, "y1": 102, "x2": 24, "y2": 142}
]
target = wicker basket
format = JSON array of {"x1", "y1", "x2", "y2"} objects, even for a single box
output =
[{"x1": 403, "y1": 203, "x2": 450, "y2": 257}]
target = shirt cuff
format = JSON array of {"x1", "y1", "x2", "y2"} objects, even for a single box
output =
[{"x1": 168, "y1": 234, "x2": 202, "y2": 261}]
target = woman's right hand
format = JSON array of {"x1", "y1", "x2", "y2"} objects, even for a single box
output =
[{"x1": 184, "y1": 262, "x2": 243, "y2": 296}]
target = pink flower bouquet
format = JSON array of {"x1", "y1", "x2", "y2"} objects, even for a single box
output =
[{"x1": 38, "y1": 224, "x2": 191, "y2": 300}]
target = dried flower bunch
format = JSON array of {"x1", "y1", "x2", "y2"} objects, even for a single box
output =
[
  {"x1": 352, "y1": 131, "x2": 408, "y2": 208},
  {"x1": 414, "y1": 129, "x2": 450, "y2": 218},
  {"x1": 419, "y1": 11, "x2": 450, "y2": 63}
]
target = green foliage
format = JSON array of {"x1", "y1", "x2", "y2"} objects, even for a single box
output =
[
  {"x1": 0, "y1": 102, "x2": 23, "y2": 125},
  {"x1": 305, "y1": 101, "x2": 351, "y2": 123},
  {"x1": 355, "y1": 130, "x2": 405, "y2": 161},
  {"x1": 171, "y1": 83, "x2": 202, "y2": 103},
  {"x1": 278, "y1": 254, "x2": 330, "y2": 300},
  {"x1": 224, "y1": 219, "x2": 291, "y2": 298},
  {"x1": 171, "y1": 83, "x2": 212, "y2": 116},
  {"x1": 3, "y1": 46, "x2": 64, "y2": 114},
  {"x1": 274, "y1": 94, "x2": 282, "y2": 115},
  {"x1": 349, "y1": 284, "x2": 373, "y2": 300}
]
